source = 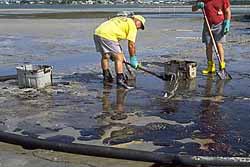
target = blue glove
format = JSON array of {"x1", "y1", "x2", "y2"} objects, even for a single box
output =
[
  {"x1": 223, "y1": 19, "x2": 230, "y2": 34},
  {"x1": 130, "y1": 55, "x2": 139, "y2": 68},
  {"x1": 196, "y1": 2, "x2": 204, "y2": 9}
]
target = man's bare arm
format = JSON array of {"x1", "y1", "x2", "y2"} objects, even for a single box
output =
[{"x1": 128, "y1": 40, "x2": 136, "y2": 56}]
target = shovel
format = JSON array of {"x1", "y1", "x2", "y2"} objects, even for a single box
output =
[
  {"x1": 123, "y1": 57, "x2": 136, "y2": 80},
  {"x1": 124, "y1": 61, "x2": 167, "y2": 81},
  {"x1": 202, "y1": 9, "x2": 232, "y2": 80}
]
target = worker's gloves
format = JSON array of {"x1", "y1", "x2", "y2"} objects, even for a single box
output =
[
  {"x1": 196, "y1": 2, "x2": 205, "y2": 9},
  {"x1": 130, "y1": 55, "x2": 139, "y2": 69},
  {"x1": 223, "y1": 19, "x2": 231, "y2": 34}
]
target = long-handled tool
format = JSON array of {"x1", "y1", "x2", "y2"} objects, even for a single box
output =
[
  {"x1": 124, "y1": 61, "x2": 167, "y2": 81},
  {"x1": 202, "y1": 9, "x2": 232, "y2": 80},
  {"x1": 123, "y1": 57, "x2": 136, "y2": 80}
]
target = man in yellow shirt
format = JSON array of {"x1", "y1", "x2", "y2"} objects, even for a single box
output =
[{"x1": 94, "y1": 15, "x2": 145, "y2": 89}]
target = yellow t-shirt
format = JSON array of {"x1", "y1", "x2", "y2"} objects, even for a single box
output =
[{"x1": 95, "y1": 17, "x2": 137, "y2": 42}]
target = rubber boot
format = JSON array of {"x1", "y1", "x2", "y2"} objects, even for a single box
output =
[
  {"x1": 202, "y1": 61, "x2": 216, "y2": 74},
  {"x1": 103, "y1": 69, "x2": 113, "y2": 83},
  {"x1": 219, "y1": 61, "x2": 226, "y2": 70},
  {"x1": 116, "y1": 73, "x2": 134, "y2": 89}
]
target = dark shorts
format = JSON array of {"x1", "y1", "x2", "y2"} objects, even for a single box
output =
[
  {"x1": 94, "y1": 35, "x2": 122, "y2": 55},
  {"x1": 202, "y1": 21, "x2": 226, "y2": 45}
]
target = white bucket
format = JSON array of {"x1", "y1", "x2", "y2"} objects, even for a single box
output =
[{"x1": 16, "y1": 64, "x2": 53, "y2": 89}]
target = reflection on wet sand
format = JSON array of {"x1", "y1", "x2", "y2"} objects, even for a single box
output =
[
  {"x1": 199, "y1": 76, "x2": 231, "y2": 156},
  {"x1": 102, "y1": 85, "x2": 129, "y2": 120}
]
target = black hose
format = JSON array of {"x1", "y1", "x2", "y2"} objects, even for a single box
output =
[
  {"x1": 0, "y1": 131, "x2": 250, "y2": 166},
  {"x1": 0, "y1": 131, "x2": 174, "y2": 164},
  {"x1": 178, "y1": 155, "x2": 250, "y2": 166},
  {"x1": 0, "y1": 75, "x2": 16, "y2": 82}
]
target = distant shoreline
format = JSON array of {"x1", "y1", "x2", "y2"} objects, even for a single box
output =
[
  {"x1": 0, "y1": 5, "x2": 249, "y2": 19},
  {"x1": 0, "y1": 4, "x2": 250, "y2": 9}
]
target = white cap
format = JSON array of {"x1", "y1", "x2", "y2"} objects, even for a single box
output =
[{"x1": 133, "y1": 15, "x2": 145, "y2": 30}]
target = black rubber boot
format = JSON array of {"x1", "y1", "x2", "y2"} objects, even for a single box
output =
[
  {"x1": 116, "y1": 73, "x2": 134, "y2": 89},
  {"x1": 103, "y1": 69, "x2": 113, "y2": 83}
]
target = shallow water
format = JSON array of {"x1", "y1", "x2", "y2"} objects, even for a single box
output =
[{"x1": 0, "y1": 8, "x2": 250, "y2": 166}]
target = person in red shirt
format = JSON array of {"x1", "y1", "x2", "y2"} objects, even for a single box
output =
[{"x1": 192, "y1": 0, "x2": 231, "y2": 74}]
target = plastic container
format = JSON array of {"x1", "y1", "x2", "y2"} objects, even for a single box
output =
[
  {"x1": 16, "y1": 64, "x2": 53, "y2": 89},
  {"x1": 164, "y1": 60, "x2": 197, "y2": 80}
]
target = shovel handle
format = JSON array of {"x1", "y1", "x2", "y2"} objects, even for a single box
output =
[
  {"x1": 123, "y1": 57, "x2": 134, "y2": 77},
  {"x1": 124, "y1": 61, "x2": 166, "y2": 81}
]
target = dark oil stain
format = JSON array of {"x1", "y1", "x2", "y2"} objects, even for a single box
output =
[{"x1": 78, "y1": 128, "x2": 105, "y2": 141}]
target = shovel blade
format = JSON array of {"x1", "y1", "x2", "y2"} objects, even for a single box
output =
[{"x1": 216, "y1": 69, "x2": 232, "y2": 80}]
